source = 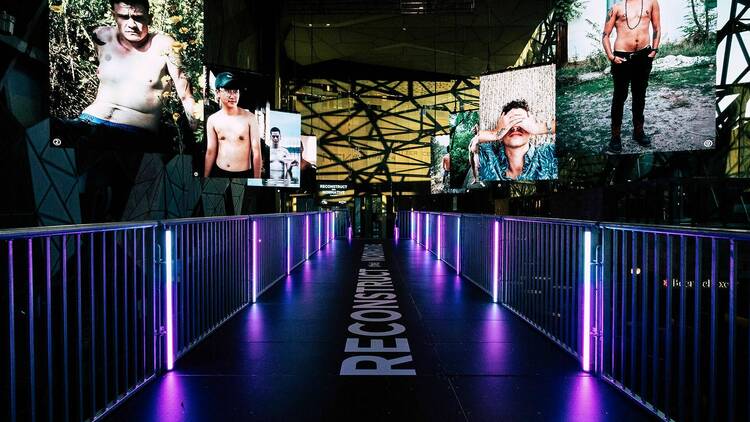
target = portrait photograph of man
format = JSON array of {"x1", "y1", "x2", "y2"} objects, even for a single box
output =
[
  {"x1": 264, "y1": 110, "x2": 302, "y2": 187},
  {"x1": 49, "y1": 0, "x2": 204, "y2": 151},
  {"x1": 48, "y1": 0, "x2": 203, "y2": 221},
  {"x1": 203, "y1": 72, "x2": 262, "y2": 179},
  {"x1": 556, "y1": 0, "x2": 716, "y2": 155},
  {"x1": 464, "y1": 64, "x2": 558, "y2": 185}
]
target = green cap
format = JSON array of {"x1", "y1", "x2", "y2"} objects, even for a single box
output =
[{"x1": 214, "y1": 72, "x2": 239, "y2": 90}]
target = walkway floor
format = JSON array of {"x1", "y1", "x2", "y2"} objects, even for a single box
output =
[{"x1": 105, "y1": 239, "x2": 657, "y2": 421}]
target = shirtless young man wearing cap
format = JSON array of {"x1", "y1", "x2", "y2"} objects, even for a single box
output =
[
  {"x1": 204, "y1": 72, "x2": 262, "y2": 178},
  {"x1": 78, "y1": 0, "x2": 198, "y2": 138},
  {"x1": 602, "y1": 0, "x2": 661, "y2": 152}
]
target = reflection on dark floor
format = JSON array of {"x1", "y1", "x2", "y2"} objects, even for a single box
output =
[{"x1": 105, "y1": 239, "x2": 657, "y2": 421}]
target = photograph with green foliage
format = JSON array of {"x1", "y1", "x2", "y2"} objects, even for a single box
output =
[
  {"x1": 448, "y1": 111, "x2": 480, "y2": 189},
  {"x1": 556, "y1": 0, "x2": 716, "y2": 155},
  {"x1": 49, "y1": 0, "x2": 205, "y2": 150}
]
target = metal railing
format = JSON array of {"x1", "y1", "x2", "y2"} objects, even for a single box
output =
[
  {"x1": 163, "y1": 217, "x2": 250, "y2": 362},
  {"x1": 598, "y1": 224, "x2": 750, "y2": 422},
  {"x1": 458, "y1": 214, "x2": 495, "y2": 297},
  {"x1": 2, "y1": 211, "x2": 336, "y2": 422},
  {"x1": 399, "y1": 210, "x2": 750, "y2": 422},
  {"x1": 1, "y1": 222, "x2": 161, "y2": 422}
]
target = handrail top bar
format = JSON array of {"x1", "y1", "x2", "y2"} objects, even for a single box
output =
[
  {"x1": 599, "y1": 222, "x2": 750, "y2": 239},
  {"x1": 499, "y1": 216, "x2": 598, "y2": 226},
  {"x1": 161, "y1": 215, "x2": 251, "y2": 225},
  {"x1": 250, "y1": 211, "x2": 328, "y2": 219},
  {"x1": 408, "y1": 211, "x2": 597, "y2": 226},
  {"x1": 0, "y1": 221, "x2": 159, "y2": 240},
  {"x1": 404, "y1": 210, "x2": 750, "y2": 239},
  {"x1": 1, "y1": 211, "x2": 332, "y2": 239}
]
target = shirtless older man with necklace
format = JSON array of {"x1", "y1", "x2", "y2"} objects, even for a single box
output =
[
  {"x1": 79, "y1": 0, "x2": 197, "y2": 138},
  {"x1": 602, "y1": 0, "x2": 661, "y2": 152}
]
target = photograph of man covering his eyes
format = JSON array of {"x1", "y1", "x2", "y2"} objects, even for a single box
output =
[
  {"x1": 470, "y1": 99, "x2": 558, "y2": 182},
  {"x1": 49, "y1": 0, "x2": 203, "y2": 150}
]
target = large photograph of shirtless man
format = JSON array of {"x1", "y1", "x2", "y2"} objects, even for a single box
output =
[
  {"x1": 556, "y1": 0, "x2": 716, "y2": 156},
  {"x1": 48, "y1": 0, "x2": 203, "y2": 222},
  {"x1": 49, "y1": 0, "x2": 204, "y2": 151},
  {"x1": 203, "y1": 72, "x2": 262, "y2": 179}
]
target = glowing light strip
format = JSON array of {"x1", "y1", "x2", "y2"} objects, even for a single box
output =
[
  {"x1": 493, "y1": 220, "x2": 499, "y2": 303},
  {"x1": 416, "y1": 213, "x2": 421, "y2": 245},
  {"x1": 252, "y1": 220, "x2": 258, "y2": 303},
  {"x1": 287, "y1": 217, "x2": 291, "y2": 274},
  {"x1": 318, "y1": 214, "x2": 322, "y2": 251},
  {"x1": 165, "y1": 230, "x2": 174, "y2": 370},
  {"x1": 456, "y1": 217, "x2": 461, "y2": 274},
  {"x1": 426, "y1": 214, "x2": 430, "y2": 251},
  {"x1": 410, "y1": 211, "x2": 415, "y2": 239},
  {"x1": 583, "y1": 230, "x2": 592, "y2": 372},
  {"x1": 305, "y1": 215, "x2": 310, "y2": 258},
  {"x1": 437, "y1": 215, "x2": 442, "y2": 260}
]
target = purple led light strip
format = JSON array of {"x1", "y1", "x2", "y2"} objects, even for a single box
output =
[
  {"x1": 252, "y1": 220, "x2": 258, "y2": 303},
  {"x1": 582, "y1": 230, "x2": 592, "y2": 372},
  {"x1": 437, "y1": 215, "x2": 441, "y2": 260},
  {"x1": 165, "y1": 230, "x2": 174, "y2": 370},
  {"x1": 456, "y1": 216, "x2": 461, "y2": 274},
  {"x1": 305, "y1": 215, "x2": 310, "y2": 258},
  {"x1": 493, "y1": 220, "x2": 499, "y2": 303}
]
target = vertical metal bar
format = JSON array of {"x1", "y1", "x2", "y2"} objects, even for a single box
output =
[
  {"x1": 141, "y1": 229, "x2": 146, "y2": 381},
  {"x1": 123, "y1": 230, "x2": 129, "y2": 389},
  {"x1": 611, "y1": 230, "x2": 617, "y2": 377},
  {"x1": 544, "y1": 224, "x2": 557, "y2": 337},
  {"x1": 28, "y1": 239, "x2": 36, "y2": 422},
  {"x1": 45, "y1": 237, "x2": 53, "y2": 422},
  {"x1": 630, "y1": 231, "x2": 637, "y2": 389},
  {"x1": 525, "y1": 222, "x2": 530, "y2": 316},
  {"x1": 678, "y1": 235, "x2": 687, "y2": 422},
  {"x1": 8, "y1": 240, "x2": 16, "y2": 422},
  {"x1": 620, "y1": 231, "x2": 626, "y2": 383},
  {"x1": 90, "y1": 233, "x2": 96, "y2": 416},
  {"x1": 222, "y1": 222, "x2": 226, "y2": 319},
  {"x1": 641, "y1": 233, "x2": 649, "y2": 398},
  {"x1": 210, "y1": 222, "x2": 214, "y2": 327},
  {"x1": 136, "y1": 228, "x2": 148, "y2": 379},
  {"x1": 574, "y1": 227, "x2": 580, "y2": 352},
  {"x1": 152, "y1": 227, "x2": 158, "y2": 373},
  {"x1": 102, "y1": 232, "x2": 107, "y2": 406},
  {"x1": 664, "y1": 235, "x2": 673, "y2": 420},
  {"x1": 531, "y1": 223, "x2": 537, "y2": 322},
  {"x1": 76, "y1": 234, "x2": 83, "y2": 420},
  {"x1": 544, "y1": 224, "x2": 549, "y2": 331},
  {"x1": 191, "y1": 224, "x2": 196, "y2": 341},
  {"x1": 652, "y1": 234, "x2": 660, "y2": 407},
  {"x1": 555, "y1": 225, "x2": 560, "y2": 340},
  {"x1": 564, "y1": 226, "x2": 570, "y2": 347},
  {"x1": 728, "y1": 239, "x2": 736, "y2": 422},
  {"x1": 62, "y1": 235, "x2": 69, "y2": 422},
  {"x1": 113, "y1": 231, "x2": 119, "y2": 397},
  {"x1": 693, "y1": 237, "x2": 701, "y2": 420}
]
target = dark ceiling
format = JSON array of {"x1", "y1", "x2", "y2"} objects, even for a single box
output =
[{"x1": 282, "y1": 0, "x2": 554, "y2": 77}]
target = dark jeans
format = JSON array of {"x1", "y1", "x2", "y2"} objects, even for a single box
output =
[{"x1": 610, "y1": 48, "x2": 654, "y2": 139}]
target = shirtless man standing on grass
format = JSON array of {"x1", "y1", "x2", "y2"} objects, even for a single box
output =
[
  {"x1": 204, "y1": 72, "x2": 262, "y2": 178},
  {"x1": 602, "y1": 0, "x2": 661, "y2": 153}
]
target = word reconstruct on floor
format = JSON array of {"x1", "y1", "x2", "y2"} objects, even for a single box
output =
[{"x1": 339, "y1": 244, "x2": 416, "y2": 376}]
